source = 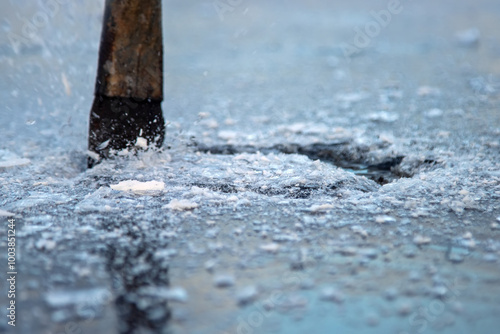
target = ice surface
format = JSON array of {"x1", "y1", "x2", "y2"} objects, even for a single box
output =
[{"x1": 1, "y1": 0, "x2": 500, "y2": 333}]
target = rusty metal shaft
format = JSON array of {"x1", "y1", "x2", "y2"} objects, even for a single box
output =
[{"x1": 88, "y1": 0, "x2": 165, "y2": 167}]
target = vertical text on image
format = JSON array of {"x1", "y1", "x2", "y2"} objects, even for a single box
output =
[{"x1": 7, "y1": 218, "x2": 17, "y2": 327}]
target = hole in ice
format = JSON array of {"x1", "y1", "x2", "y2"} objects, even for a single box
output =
[{"x1": 195, "y1": 142, "x2": 405, "y2": 185}]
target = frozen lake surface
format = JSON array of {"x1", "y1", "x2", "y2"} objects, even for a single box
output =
[{"x1": 1, "y1": 0, "x2": 500, "y2": 333}]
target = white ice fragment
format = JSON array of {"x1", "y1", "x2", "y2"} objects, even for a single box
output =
[
  {"x1": 110, "y1": 180, "x2": 165, "y2": 194},
  {"x1": 272, "y1": 233, "x2": 299, "y2": 242},
  {"x1": 260, "y1": 243, "x2": 280, "y2": 253},
  {"x1": 87, "y1": 150, "x2": 100, "y2": 161},
  {"x1": 45, "y1": 288, "x2": 110, "y2": 308},
  {"x1": 160, "y1": 231, "x2": 178, "y2": 239},
  {"x1": 455, "y1": 28, "x2": 480, "y2": 48},
  {"x1": 320, "y1": 287, "x2": 345, "y2": 303},
  {"x1": 309, "y1": 204, "x2": 334, "y2": 212},
  {"x1": 204, "y1": 259, "x2": 217, "y2": 272},
  {"x1": 283, "y1": 122, "x2": 307, "y2": 133},
  {"x1": 35, "y1": 239, "x2": 57, "y2": 250},
  {"x1": 459, "y1": 189, "x2": 469, "y2": 196},
  {"x1": 302, "y1": 123, "x2": 330, "y2": 135},
  {"x1": 417, "y1": 86, "x2": 441, "y2": 97},
  {"x1": 189, "y1": 186, "x2": 206, "y2": 195},
  {"x1": 135, "y1": 137, "x2": 148, "y2": 149},
  {"x1": 413, "y1": 235, "x2": 431, "y2": 245},
  {"x1": 462, "y1": 231, "x2": 473, "y2": 239},
  {"x1": 425, "y1": 108, "x2": 444, "y2": 118},
  {"x1": 437, "y1": 131, "x2": 451, "y2": 138},
  {"x1": 96, "y1": 139, "x2": 110, "y2": 150},
  {"x1": 218, "y1": 130, "x2": 238, "y2": 141},
  {"x1": 431, "y1": 286, "x2": 448, "y2": 298},
  {"x1": 278, "y1": 122, "x2": 330, "y2": 135},
  {"x1": 202, "y1": 119, "x2": 218, "y2": 129},
  {"x1": 460, "y1": 238, "x2": 476, "y2": 249},
  {"x1": 379, "y1": 133, "x2": 395, "y2": 144},
  {"x1": 227, "y1": 195, "x2": 239, "y2": 202},
  {"x1": 163, "y1": 199, "x2": 198, "y2": 211},
  {"x1": 144, "y1": 287, "x2": 188, "y2": 303},
  {"x1": 367, "y1": 111, "x2": 399, "y2": 123},
  {"x1": 116, "y1": 148, "x2": 130, "y2": 156},
  {"x1": 448, "y1": 251, "x2": 465, "y2": 263},
  {"x1": 0, "y1": 209, "x2": 15, "y2": 216},
  {"x1": 335, "y1": 92, "x2": 368, "y2": 103},
  {"x1": 158, "y1": 287, "x2": 188, "y2": 303},
  {"x1": 35, "y1": 239, "x2": 56, "y2": 250},
  {"x1": 236, "y1": 286, "x2": 258, "y2": 306},
  {"x1": 375, "y1": 215, "x2": 396, "y2": 224},
  {"x1": 351, "y1": 225, "x2": 368, "y2": 238}
]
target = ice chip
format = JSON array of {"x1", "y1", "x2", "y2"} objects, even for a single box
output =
[
  {"x1": 163, "y1": 199, "x2": 199, "y2": 211},
  {"x1": 110, "y1": 180, "x2": 165, "y2": 194},
  {"x1": 135, "y1": 137, "x2": 148, "y2": 149}
]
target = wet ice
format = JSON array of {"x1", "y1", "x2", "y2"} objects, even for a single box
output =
[{"x1": 1, "y1": 0, "x2": 500, "y2": 333}]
